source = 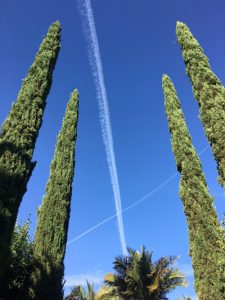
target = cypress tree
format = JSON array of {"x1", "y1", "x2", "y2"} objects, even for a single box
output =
[
  {"x1": 30, "y1": 90, "x2": 79, "y2": 300},
  {"x1": 176, "y1": 21, "x2": 225, "y2": 189},
  {"x1": 0, "y1": 21, "x2": 61, "y2": 286},
  {"x1": 162, "y1": 75, "x2": 225, "y2": 299}
]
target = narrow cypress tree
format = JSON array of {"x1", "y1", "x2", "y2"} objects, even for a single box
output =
[
  {"x1": 0, "y1": 21, "x2": 61, "y2": 285},
  {"x1": 30, "y1": 90, "x2": 79, "y2": 300},
  {"x1": 176, "y1": 21, "x2": 225, "y2": 189},
  {"x1": 162, "y1": 75, "x2": 225, "y2": 299}
]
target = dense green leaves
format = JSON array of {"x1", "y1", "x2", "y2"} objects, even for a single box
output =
[
  {"x1": 163, "y1": 75, "x2": 225, "y2": 299},
  {"x1": 104, "y1": 247, "x2": 185, "y2": 300},
  {"x1": 176, "y1": 21, "x2": 225, "y2": 189},
  {"x1": 95, "y1": 286, "x2": 122, "y2": 300},
  {"x1": 65, "y1": 281, "x2": 95, "y2": 300},
  {"x1": 70, "y1": 248, "x2": 185, "y2": 300},
  {"x1": 0, "y1": 21, "x2": 61, "y2": 286},
  {"x1": 2, "y1": 220, "x2": 34, "y2": 300},
  {"x1": 30, "y1": 90, "x2": 79, "y2": 300}
]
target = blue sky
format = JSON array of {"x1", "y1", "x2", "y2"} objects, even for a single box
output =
[{"x1": 0, "y1": 0, "x2": 225, "y2": 299}]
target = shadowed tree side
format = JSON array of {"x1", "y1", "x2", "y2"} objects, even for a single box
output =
[
  {"x1": 176, "y1": 21, "x2": 225, "y2": 189},
  {"x1": 162, "y1": 75, "x2": 225, "y2": 300},
  {"x1": 0, "y1": 21, "x2": 61, "y2": 291},
  {"x1": 30, "y1": 90, "x2": 79, "y2": 300},
  {"x1": 4, "y1": 220, "x2": 34, "y2": 300}
]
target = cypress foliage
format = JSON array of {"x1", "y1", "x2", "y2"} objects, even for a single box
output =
[
  {"x1": 176, "y1": 21, "x2": 225, "y2": 189},
  {"x1": 162, "y1": 75, "x2": 225, "y2": 300},
  {"x1": 0, "y1": 21, "x2": 61, "y2": 286},
  {"x1": 30, "y1": 90, "x2": 79, "y2": 300}
]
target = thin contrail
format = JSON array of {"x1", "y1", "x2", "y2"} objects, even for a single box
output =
[
  {"x1": 77, "y1": 0, "x2": 127, "y2": 254},
  {"x1": 67, "y1": 173, "x2": 177, "y2": 245},
  {"x1": 67, "y1": 145, "x2": 209, "y2": 245}
]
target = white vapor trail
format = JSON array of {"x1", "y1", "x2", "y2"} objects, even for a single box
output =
[
  {"x1": 67, "y1": 173, "x2": 177, "y2": 245},
  {"x1": 77, "y1": 0, "x2": 127, "y2": 255},
  {"x1": 67, "y1": 145, "x2": 209, "y2": 245}
]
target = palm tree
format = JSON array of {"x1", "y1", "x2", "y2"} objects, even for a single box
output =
[
  {"x1": 65, "y1": 281, "x2": 95, "y2": 300},
  {"x1": 95, "y1": 285, "x2": 121, "y2": 300},
  {"x1": 104, "y1": 247, "x2": 186, "y2": 300}
]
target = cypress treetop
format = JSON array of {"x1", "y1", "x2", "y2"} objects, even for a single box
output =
[
  {"x1": 1, "y1": 21, "x2": 61, "y2": 152},
  {"x1": 30, "y1": 90, "x2": 79, "y2": 300},
  {"x1": 162, "y1": 74, "x2": 225, "y2": 300},
  {"x1": 176, "y1": 21, "x2": 225, "y2": 188},
  {"x1": 0, "y1": 21, "x2": 61, "y2": 288}
]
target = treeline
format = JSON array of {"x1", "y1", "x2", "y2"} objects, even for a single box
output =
[
  {"x1": 7, "y1": 232, "x2": 186, "y2": 300},
  {"x1": 0, "y1": 22, "x2": 79, "y2": 300},
  {"x1": 162, "y1": 22, "x2": 225, "y2": 299},
  {"x1": 0, "y1": 20, "x2": 224, "y2": 300}
]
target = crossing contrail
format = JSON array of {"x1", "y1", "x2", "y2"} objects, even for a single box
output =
[
  {"x1": 67, "y1": 172, "x2": 178, "y2": 245},
  {"x1": 67, "y1": 145, "x2": 209, "y2": 245},
  {"x1": 77, "y1": 0, "x2": 127, "y2": 255}
]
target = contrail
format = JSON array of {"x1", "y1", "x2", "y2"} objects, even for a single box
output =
[
  {"x1": 67, "y1": 172, "x2": 177, "y2": 245},
  {"x1": 77, "y1": 0, "x2": 127, "y2": 255},
  {"x1": 67, "y1": 145, "x2": 209, "y2": 245}
]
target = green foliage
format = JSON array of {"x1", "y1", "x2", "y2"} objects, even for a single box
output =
[
  {"x1": 176, "y1": 21, "x2": 225, "y2": 189},
  {"x1": 222, "y1": 214, "x2": 225, "y2": 229},
  {"x1": 0, "y1": 21, "x2": 61, "y2": 284},
  {"x1": 162, "y1": 75, "x2": 225, "y2": 299},
  {"x1": 30, "y1": 90, "x2": 79, "y2": 300},
  {"x1": 95, "y1": 286, "x2": 122, "y2": 300},
  {"x1": 3, "y1": 220, "x2": 34, "y2": 300},
  {"x1": 65, "y1": 281, "x2": 95, "y2": 300},
  {"x1": 104, "y1": 246, "x2": 186, "y2": 300}
]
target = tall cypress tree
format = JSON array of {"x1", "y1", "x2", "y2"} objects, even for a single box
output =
[
  {"x1": 0, "y1": 21, "x2": 61, "y2": 285},
  {"x1": 162, "y1": 75, "x2": 225, "y2": 299},
  {"x1": 30, "y1": 90, "x2": 79, "y2": 300},
  {"x1": 176, "y1": 21, "x2": 225, "y2": 189}
]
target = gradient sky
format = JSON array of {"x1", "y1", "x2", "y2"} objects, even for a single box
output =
[{"x1": 0, "y1": 1, "x2": 225, "y2": 299}]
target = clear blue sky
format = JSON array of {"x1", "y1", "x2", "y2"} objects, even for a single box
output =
[{"x1": 0, "y1": 0, "x2": 225, "y2": 299}]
